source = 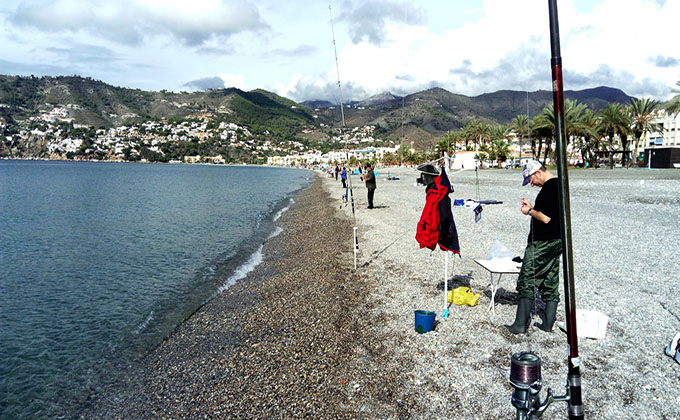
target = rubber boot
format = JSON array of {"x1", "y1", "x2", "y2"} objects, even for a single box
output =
[
  {"x1": 505, "y1": 298, "x2": 533, "y2": 334},
  {"x1": 536, "y1": 301, "x2": 558, "y2": 332}
]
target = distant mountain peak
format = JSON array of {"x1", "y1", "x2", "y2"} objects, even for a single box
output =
[{"x1": 356, "y1": 92, "x2": 402, "y2": 107}]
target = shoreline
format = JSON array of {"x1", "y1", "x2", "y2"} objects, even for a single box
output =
[
  {"x1": 76, "y1": 167, "x2": 680, "y2": 419},
  {"x1": 76, "y1": 174, "x2": 397, "y2": 419}
]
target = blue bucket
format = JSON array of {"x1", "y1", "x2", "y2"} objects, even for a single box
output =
[{"x1": 414, "y1": 310, "x2": 436, "y2": 334}]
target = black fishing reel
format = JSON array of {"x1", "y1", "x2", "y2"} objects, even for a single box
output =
[{"x1": 509, "y1": 351, "x2": 570, "y2": 419}]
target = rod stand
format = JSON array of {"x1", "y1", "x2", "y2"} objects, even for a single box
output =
[{"x1": 353, "y1": 226, "x2": 358, "y2": 270}]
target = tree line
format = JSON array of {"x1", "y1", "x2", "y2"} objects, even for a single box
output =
[{"x1": 433, "y1": 84, "x2": 680, "y2": 169}]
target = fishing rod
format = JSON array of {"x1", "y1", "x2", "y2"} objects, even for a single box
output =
[
  {"x1": 329, "y1": 3, "x2": 358, "y2": 269},
  {"x1": 548, "y1": 0, "x2": 584, "y2": 417},
  {"x1": 509, "y1": 2, "x2": 584, "y2": 419},
  {"x1": 329, "y1": 4, "x2": 346, "y2": 129}
]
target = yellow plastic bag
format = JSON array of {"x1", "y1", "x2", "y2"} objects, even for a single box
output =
[{"x1": 447, "y1": 286, "x2": 480, "y2": 307}]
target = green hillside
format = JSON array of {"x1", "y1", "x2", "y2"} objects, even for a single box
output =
[
  {"x1": 0, "y1": 74, "x2": 637, "y2": 160},
  {"x1": 0, "y1": 75, "x2": 320, "y2": 132}
]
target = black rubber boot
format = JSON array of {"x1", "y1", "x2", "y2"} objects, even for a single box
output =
[
  {"x1": 505, "y1": 298, "x2": 533, "y2": 334},
  {"x1": 536, "y1": 301, "x2": 558, "y2": 332}
]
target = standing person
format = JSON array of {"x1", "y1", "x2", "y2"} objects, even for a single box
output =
[
  {"x1": 334, "y1": 164, "x2": 340, "y2": 180},
  {"x1": 364, "y1": 162, "x2": 376, "y2": 209},
  {"x1": 341, "y1": 166, "x2": 347, "y2": 189},
  {"x1": 505, "y1": 160, "x2": 562, "y2": 334}
]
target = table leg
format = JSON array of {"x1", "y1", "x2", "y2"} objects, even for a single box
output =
[
  {"x1": 488, "y1": 272, "x2": 495, "y2": 314},
  {"x1": 488, "y1": 273, "x2": 504, "y2": 315}
]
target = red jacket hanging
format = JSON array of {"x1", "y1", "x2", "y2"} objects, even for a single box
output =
[{"x1": 415, "y1": 168, "x2": 460, "y2": 253}]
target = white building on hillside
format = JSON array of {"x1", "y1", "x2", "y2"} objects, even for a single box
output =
[{"x1": 267, "y1": 146, "x2": 400, "y2": 167}]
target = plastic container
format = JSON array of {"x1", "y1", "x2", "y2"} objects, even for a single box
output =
[
  {"x1": 557, "y1": 309, "x2": 609, "y2": 339},
  {"x1": 487, "y1": 238, "x2": 513, "y2": 260},
  {"x1": 414, "y1": 310, "x2": 436, "y2": 334}
]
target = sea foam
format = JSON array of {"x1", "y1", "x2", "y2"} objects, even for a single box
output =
[
  {"x1": 216, "y1": 245, "x2": 264, "y2": 294},
  {"x1": 273, "y1": 198, "x2": 294, "y2": 221}
]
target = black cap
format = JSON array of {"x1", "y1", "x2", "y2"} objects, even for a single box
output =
[{"x1": 416, "y1": 163, "x2": 439, "y2": 175}]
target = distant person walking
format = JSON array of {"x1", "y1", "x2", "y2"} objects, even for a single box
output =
[
  {"x1": 341, "y1": 166, "x2": 347, "y2": 189},
  {"x1": 334, "y1": 164, "x2": 340, "y2": 180},
  {"x1": 506, "y1": 160, "x2": 562, "y2": 334},
  {"x1": 364, "y1": 162, "x2": 376, "y2": 209}
]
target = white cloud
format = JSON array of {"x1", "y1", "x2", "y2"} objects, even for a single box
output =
[
  {"x1": 10, "y1": 0, "x2": 268, "y2": 46},
  {"x1": 332, "y1": 0, "x2": 550, "y2": 98},
  {"x1": 325, "y1": 0, "x2": 680, "y2": 101},
  {"x1": 1, "y1": 0, "x2": 678, "y2": 101},
  {"x1": 218, "y1": 73, "x2": 247, "y2": 90}
]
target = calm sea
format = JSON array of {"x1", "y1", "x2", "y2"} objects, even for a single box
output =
[{"x1": 0, "y1": 160, "x2": 310, "y2": 420}]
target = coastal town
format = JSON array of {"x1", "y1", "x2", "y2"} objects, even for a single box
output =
[
  {"x1": 2, "y1": 100, "x2": 679, "y2": 169},
  {"x1": 0, "y1": 103, "x2": 401, "y2": 164}
]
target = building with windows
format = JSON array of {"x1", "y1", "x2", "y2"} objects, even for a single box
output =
[
  {"x1": 266, "y1": 146, "x2": 400, "y2": 167},
  {"x1": 641, "y1": 110, "x2": 680, "y2": 168}
]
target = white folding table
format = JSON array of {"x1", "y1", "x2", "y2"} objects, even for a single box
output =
[{"x1": 474, "y1": 258, "x2": 521, "y2": 315}]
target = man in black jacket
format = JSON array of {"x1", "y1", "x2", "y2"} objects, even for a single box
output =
[
  {"x1": 364, "y1": 163, "x2": 376, "y2": 209},
  {"x1": 506, "y1": 160, "x2": 562, "y2": 334}
]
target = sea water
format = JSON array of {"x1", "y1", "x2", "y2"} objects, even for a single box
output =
[{"x1": 0, "y1": 160, "x2": 310, "y2": 419}]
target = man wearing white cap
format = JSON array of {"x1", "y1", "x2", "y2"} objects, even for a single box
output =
[{"x1": 505, "y1": 160, "x2": 562, "y2": 334}]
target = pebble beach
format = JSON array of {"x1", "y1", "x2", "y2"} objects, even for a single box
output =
[{"x1": 79, "y1": 166, "x2": 680, "y2": 419}]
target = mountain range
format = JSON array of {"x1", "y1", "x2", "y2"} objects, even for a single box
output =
[{"x1": 1, "y1": 75, "x2": 635, "y2": 155}]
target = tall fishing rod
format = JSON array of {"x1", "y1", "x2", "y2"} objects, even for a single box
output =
[
  {"x1": 329, "y1": 4, "x2": 346, "y2": 129},
  {"x1": 508, "y1": 3, "x2": 583, "y2": 419},
  {"x1": 329, "y1": 3, "x2": 358, "y2": 269},
  {"x1": 400, "y1": 3, "x2": 407, "y2": 167},
  {"x1": 548, "y1": 0, "x2": 583, "y2": 418}
]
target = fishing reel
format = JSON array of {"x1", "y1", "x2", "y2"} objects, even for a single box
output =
[{"x1": 509, "y1": 351, "x2": 570, "y2": 419}]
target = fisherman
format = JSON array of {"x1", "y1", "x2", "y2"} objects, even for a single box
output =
[
  {"x1": 506, "y1": 160, "x2": 562, "y2": 334},
  {"x1": 341, "y1": 166, "x2": 347, "y2": 189},
  {"x1": 364, "y1": 162, "x2": 376, "y2": 209}
]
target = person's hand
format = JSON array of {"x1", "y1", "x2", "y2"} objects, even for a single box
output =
[{"x1": 521, "y1": 198, "x2": 532, "y2": 215}]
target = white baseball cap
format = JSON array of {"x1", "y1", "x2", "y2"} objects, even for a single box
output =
[{"x1": 522, "y1": 160, "x2": 542, "y2": 186}]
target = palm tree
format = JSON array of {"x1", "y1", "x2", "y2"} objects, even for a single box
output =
[
  {"x1": 531, "y1": 114, "x2": 551, "y2": 162},
  {"x1": 511, "y1": 114, "x2": 532, "y2": 161},
  {"x1": 460, "y1": 124, "x2": 473, "y2": 150},
  {"x1": 576, "y1": 109, "x2": 601, "y2": 167},
  {"x1": 598, "y1": 103, "x2": 631, "y2": 168},
  {"x1": 465, "y1": 119, "x2": 490, "y2": 151},
  {"x1": 563, "y1": 101, "x2": 598, "y2": 165},
  {"x1": 630, "y1": 98, "x2": 661, "y2": 165},
  {"x1": 489, "y1": 138, "x2": 511, "y2": 168},
  {"x1": 532, "y1": 100, "x2": 596, "y2": 165},
  {"x1": 532, "y1": 102, "x2": 561, "y2": 163},
  {"x1": 437, "y1": 131, "x2": 460, "y2": 155},
  {"x1": 663, "y1": 80, "x2": 680, "y2": 117},
  {"x1": 486, "y1": 125, "x2": 508, "y2": 167}
]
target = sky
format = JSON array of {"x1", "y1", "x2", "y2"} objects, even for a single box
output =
[{"x1": 1, "y1": 0, "x2": 679, "y2": 103}]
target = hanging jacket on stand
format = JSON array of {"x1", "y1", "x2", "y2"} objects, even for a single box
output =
[{"x1": 415, "y1": 167, "x2": 460, "y2": 253}]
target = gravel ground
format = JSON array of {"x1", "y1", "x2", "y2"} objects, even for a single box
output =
[
  {"x1": 76, "y1": 176, "x2": 418, "y2": 419},
  {"x1": 78, "y1": 167, "x2": 680, "y2": 420},
  {"x1": 329, "y1": 166, "x2": 680, "y2": 419}
]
